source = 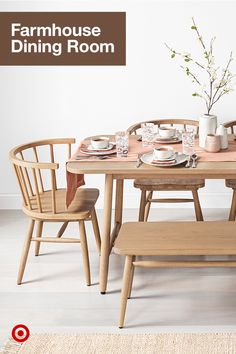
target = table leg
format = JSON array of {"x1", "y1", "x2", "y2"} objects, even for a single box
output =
[
  {"x1": 115, "y1": 179, "x2": 124, "y2": 226},
  {"x1": 100, "y1": 174, "x2": 113, "y2": 294},
  {"x1": 110, "y1": 179, "x2": 124, "y2": 251}
]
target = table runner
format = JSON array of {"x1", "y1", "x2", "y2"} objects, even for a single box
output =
[{"x1": 66, "y1": 135, "x2": 236, "y2": 207}]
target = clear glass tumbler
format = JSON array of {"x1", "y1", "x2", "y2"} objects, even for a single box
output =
[
  {"x1": 115, "y1": 131, "x2": 129, "y2": 157},
  {"x1": 141, "y1": 123, "x2": 155, "y2": 147},
  {"x1": 182, "y1": 130, "x2": 195, "y2": 156}
]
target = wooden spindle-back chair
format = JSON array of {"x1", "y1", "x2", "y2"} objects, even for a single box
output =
[
  {"x1": 127, "y1": 119, "x2": 204, "y2": 221},
  {"x1": 9, "y1": 138, "x2": 101, "y2": 285},
  {"x1": 224, "y1": 120, "x2": 236, "y2": 135}
]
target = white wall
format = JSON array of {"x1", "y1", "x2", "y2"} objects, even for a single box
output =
[{"x1": 0, "y1": 1, "x2": 235, "y2": 209}]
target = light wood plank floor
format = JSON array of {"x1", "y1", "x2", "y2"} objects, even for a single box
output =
[{"x1": 1, "y1": 208, "x2": 236, "y2": 346}]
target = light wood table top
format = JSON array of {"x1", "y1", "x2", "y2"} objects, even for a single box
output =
[{"x1": 67, "y1": 160, "x2": 236, "y2": 179}]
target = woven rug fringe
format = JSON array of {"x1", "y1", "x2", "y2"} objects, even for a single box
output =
[{"x1": 0, "y1": 338, "x2": 22, "y2": 354}]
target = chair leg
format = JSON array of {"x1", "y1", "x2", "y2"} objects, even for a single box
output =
[
  {"x1": 192, "y1": 189, "x2": 204, "y2": 221},
  {"x1": 57, "y1": 221, "x2": 69, "y2": 238},
  {"x1": 139, "y1": 190, "x2": 146, "y2": 221},
  {"x1": 17, "y1": 219, "x2": 35, "y2": 285},
  {"x1": 229, "y1": 189, "x2": 236, "y2": 221},
  {"x1": 79, "y1": 220, "x2": 91, "y2": 286},
  {"x1": 91, "y1": 208, "x2": 101, "y2": 254},
  {"x1": 127, "y1": 256, "x2": 135, "y2": 299},
  {"x1": 119, "y1": 255, "x2": 133, "y2": 328},
  {"x1": 144, "y1": 191, "x2": 153, "y2": 222},
  {"x1": 35, "y1": 221, "x2": 43, "y2": 256}
]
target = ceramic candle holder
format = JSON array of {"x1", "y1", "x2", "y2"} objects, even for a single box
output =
[{"x1": 204, "y1": 134, "x2": 221, "y2": 153}]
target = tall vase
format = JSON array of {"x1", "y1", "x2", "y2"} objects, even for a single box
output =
[{"x1": 199, "y1": 114, "x2": 217, "y2": 148}]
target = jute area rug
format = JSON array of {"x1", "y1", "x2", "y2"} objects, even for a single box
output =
[{"x1": 1, "y1": 333, "x2": 236, "y2": 354}]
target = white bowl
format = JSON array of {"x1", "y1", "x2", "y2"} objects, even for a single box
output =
[
  {"x1": 91, "y1": 137, "x2": 109, "y2": 149},
  {"x1": 158, "y1": 127, "x2": 176, "y2": 138},
  {"x1": 153, "y1": 146, "x2": 174, "y2": 160}
]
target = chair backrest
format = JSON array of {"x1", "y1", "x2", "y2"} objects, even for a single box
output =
[
  {"x1": 9, "y1": 138, "x2": 75, "y2": 214},
  {"x1": 127, "y1": 119, "x2": 199, "y2": 135},
  {"x1": 223, "y1": 120, "x2": 236, "y2": 134}
]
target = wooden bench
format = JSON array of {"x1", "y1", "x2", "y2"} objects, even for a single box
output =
[{"x1": 114, "y1": 221, "x2": 236, "y2": 328}]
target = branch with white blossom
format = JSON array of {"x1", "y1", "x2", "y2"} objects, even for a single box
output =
[{"x1": 165, "y1": 18, "x2": 235, "y2": 115}]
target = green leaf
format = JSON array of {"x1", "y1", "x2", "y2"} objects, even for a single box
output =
[
  {"x1": 191, "y1": 26, "x2": 197, "y2": 30},
  {"x1": 171, "y1": 53, "x2": 175, "y2": 58},
  {"x1": 184, "y1": 59, "x2": 190, "y2": 62},
  {"x1": 192, "y1": 93, "x2": 198, "y2": 96}
]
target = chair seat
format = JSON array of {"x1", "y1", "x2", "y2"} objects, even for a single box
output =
[
  {"x1": 23, "y1": 188, "x2": 99, "y2": 221},
  {"x1": 134, "y1": 178, "x2": 205, "y2": 191},
  {"x1": 114, "y1": 221, "x2": 236, "y2": 256},
  {"x1": 225, "y1": 179, "x2": 236, "y2": 188}
]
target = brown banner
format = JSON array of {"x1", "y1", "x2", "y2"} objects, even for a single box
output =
[{"x1": 0, "y1": 12, "x2": 126, "y2": 66}]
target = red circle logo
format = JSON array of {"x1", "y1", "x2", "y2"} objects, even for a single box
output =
[{"x1": 12, "y1": 324, "x2": 30, "y2": 343}]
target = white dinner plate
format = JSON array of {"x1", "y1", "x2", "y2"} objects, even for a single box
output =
[{"x1": 141, "y1": 152, "x2": 188, "y2": 167}]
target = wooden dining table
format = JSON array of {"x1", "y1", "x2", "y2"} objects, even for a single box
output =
[{"x1": 67, "y1": 135, "x2": 236, "y2": 294}]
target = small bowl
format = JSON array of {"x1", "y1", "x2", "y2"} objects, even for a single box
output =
[
  {"x1": 91, "y1": 137, "x2": 110, "y2": 149},
  {"x1": 153, "y1": 146, "x2": 174, "y2": 160},
  {"x1": 158, "y1": 127, "x2": 176, "y2": 138}
]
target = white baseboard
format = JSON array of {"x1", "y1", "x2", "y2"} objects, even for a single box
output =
[{"x1": 0, "y1": 191, "x2": 232, "y2": 210}]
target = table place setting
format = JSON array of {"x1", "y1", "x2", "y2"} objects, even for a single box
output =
[
  {"x1": 153, "y1": 126, "x2": 182, "y2": 144},
  {"x1": 76, "y1": 136, "x2": 117, "y2": 159},
  {"x1": 140, "y1": 146, "x2": 188, "y2": 167}
]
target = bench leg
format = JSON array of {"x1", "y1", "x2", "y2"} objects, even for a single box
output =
[
  {"x1": 192, "y1": 189, "x2": 204, "y2": 221},
  {"x1": 119, "y1": 255, "x2": 133, "y2": 328}
]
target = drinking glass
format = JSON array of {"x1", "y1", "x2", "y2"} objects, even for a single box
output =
[
  {"x1": 141, "y1": 123, "x2": 156, "y2": 147},
  {"x1": 115, "y1": 131, "x2": 129, "y2": 157},
  {"x1": 182, "y1": 130, "x2": 195, "y2": 156}
]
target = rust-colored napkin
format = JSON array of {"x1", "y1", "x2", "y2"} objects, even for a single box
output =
[
  {"x1": 66, "y1": 143, "x2": 85, "y2": 207},
  {"x1": 66, "y1": 170, "x2": 85, "y2": 208}
]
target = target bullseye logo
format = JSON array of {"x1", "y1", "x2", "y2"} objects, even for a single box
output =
[{"x1": 12, "y1": 324, "x2": 30, "y2": 343}]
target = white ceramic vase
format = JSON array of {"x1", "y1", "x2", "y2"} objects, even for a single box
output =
[{"x1": 199, "y1": 114, "x2": 217, "y2": 148}]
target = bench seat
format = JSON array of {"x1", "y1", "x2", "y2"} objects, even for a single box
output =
[{"x1": 114, "y1": 221, "x2": 236, "y2": 256}]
